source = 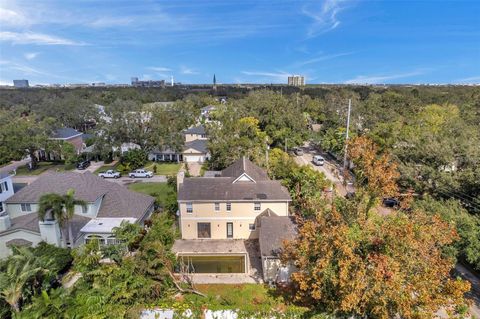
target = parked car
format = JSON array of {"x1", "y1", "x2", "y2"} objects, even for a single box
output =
[
  {"x1": 383, "y1": 197, "x2": 400, "y2": 208},
  {"x1": 76, "y1": 160, "x2": 91, "y2": 170},
  {"x1": 293, "y1": 148, "x2": 304, "y2": 156},
  {"x1": 98, "y1": 170, "x2": 121, "y2": 179},
  {"x1": 129, "y1": 169, "x2": 153, "y2": 178},
  {"x1": 312, "y1": 155, "x2": 325, "y2": 166}
]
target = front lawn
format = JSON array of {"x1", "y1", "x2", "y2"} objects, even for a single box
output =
[
  {"x1": 127, "y1": 182, "x2": 175, "y2": 208},
  {"x1": 15, "y1": 162, "x2": 71, "y2": 175},
  {"x1": 144, "y1": 162, "x2": 181, "y2": 175}
]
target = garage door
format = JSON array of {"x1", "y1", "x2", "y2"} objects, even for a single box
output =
[{"x1": 184, "y1": 155, "x2": 204, "y2": 162}]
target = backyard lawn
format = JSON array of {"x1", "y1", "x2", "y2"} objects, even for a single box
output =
[
  {"x1": 181, "y1": 284, "x2": 309, "y2": 316},
  {"x1": 127, "y1": 182, "x2": 175, "y2": 208}
]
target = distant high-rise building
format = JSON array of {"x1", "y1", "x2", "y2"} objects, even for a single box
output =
[
  {"x1": 288, "y1": 75, "x2": 305, "y2": 86},
  {"x1": 131, "y1": 77, "x2": 139, "y2": 85},
  {"x1": 13, "y1": 79, "x2": 29, "y2": 88},
  {"x1": 130, "y1": 76, "x2": 165, "y2": 87}
]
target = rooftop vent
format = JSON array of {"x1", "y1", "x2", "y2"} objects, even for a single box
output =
[{"x1": 256, "y1": 193, "x2": 267, "y2": 199}]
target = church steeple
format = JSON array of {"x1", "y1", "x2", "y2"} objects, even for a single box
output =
[{"x1": 213, "y1": 74, "x2": 217, "y2": 90}]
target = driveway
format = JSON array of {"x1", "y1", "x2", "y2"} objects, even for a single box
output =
[
  {"x1": 72, "y1": 161, "x2": 105, "y2": 174},
  {"x1": 455, "y1": 263, "x2": 480, "y2": 317},
  {"x1": 0, "y1": 158, "x2": 31, "y2": 175}
]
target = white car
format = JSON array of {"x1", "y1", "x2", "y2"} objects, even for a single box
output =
[
  {"x1": 98, "y1": 170, "x2": 121, "y2": 179},
  {"x1": 129, "y1": 169, "x2": 153, "y2": 178},
  {"x1": 313, "y1": 155, "x2": 325, "y2": 166}
]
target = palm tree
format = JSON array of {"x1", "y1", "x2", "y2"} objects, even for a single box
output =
[
  {"x1": 38, "y1": 193, "x2": 67, "y2": 246},
  {"x1": 38, "y1": 190, "x2": 86, "y2": 248},
  {"x1": 62, "y1": 189, "x2": 86, "y2": 248}
]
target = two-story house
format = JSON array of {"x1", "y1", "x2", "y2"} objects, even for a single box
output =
[
  {"x1": 0, "y1": 172, "x2": 14, "y2": 218},
  {"x1": 149, "y1": 125, "x2": 210, "y2": 163},
  {"x1": 0, "y1": 172, "x2": 154, "y2": 258},
  {"x1": 173, "y1": 157, "x2": 292, "y2": 277}
]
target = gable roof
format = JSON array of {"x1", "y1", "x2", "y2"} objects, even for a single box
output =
[
  {"x1": 259, "y1": 216, "x2": 297, "y2": 257},
  {"x1": 51, "y1": 127, "x2": 83, "y2": 139},
  {"x1": 221, "y1": 157, "x2": 269, "y2": 182},
  {"x1": 183, "y1": 139, "x2": 208, "y2": 154},
  {"x1": 178, "y1": 158, "x2": 291, "y2": 202},
  {"x1": 183, "y1": 125, "x2": 206, "y2": 135},
  {"x1": 6, "y1": 172, "x2": 154, "y2": 219}
]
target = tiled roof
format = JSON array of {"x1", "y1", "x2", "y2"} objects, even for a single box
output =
[
  {"x1": 51, "y1": 127, "x2": 82, "y2": 139},
  {"x1": 6, "y1": 172, "x2": 154, "y2": 219},
  {"x1": 178, "y1": 158, "x2": 291, "y2": 202},
  {"x1": 259, "y1": 216, "x2": 297, "y2": 257}
]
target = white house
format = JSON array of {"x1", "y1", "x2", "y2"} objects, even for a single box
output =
[
  {"x1": 0, "y1": 172, "x2": 15, "y2": 226},
  {"x1": 0, "y1": 172, "x2": 155, "y2": 258}
]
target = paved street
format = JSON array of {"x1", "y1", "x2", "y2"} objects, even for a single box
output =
[{"x1": 0, "y1": 158, "x2": 31, "y2": 175}]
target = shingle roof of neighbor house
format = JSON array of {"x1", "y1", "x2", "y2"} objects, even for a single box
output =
[
  {"x1": 178, "y1": 157, "x2": 291, "y2": 201},
  {"x1": 183, "y1": 139, "x2": 208, "y2": 153},
  {"x1": 51, "y1": 127, "x2": 83, "y2": 139},
  {"x1": 183, "y1": 125, "x2": 206, "y2": 135},
  {"x1": 259, "y1": 216, "x2": 297, "y2": 257},
  {"x1": 6, "y1": 172, "x2": 154, "y2": 219}
]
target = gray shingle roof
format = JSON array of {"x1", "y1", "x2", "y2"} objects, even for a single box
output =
[
  {"x1": 183, "y1": 125, "x2": 206, "y2": 135},
  {"x1": 51, "y1": 127, "x2": 82, "y2": 139},
  {"x1": 183, "y1": 139, "x2": 208, "y2": 153},
  {"x1": 6, "y1": 172, "x2": 154, "y2": 219},
  {"x1": 221, "y1": 157, "x2": 269, "y2": 182},
  {"x1": 259, "y1": 216, "x2": 297, "y2": 257},
  {"x1": 6, "y1": 238, "x2": 33, "y2": 247},
  {"x1": 178, "y1": 158, "x2": 291, "y2": 202}
]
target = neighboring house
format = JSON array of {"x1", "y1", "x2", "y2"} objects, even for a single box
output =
[
  {"x1": 0, "y1": 173, "x2": 14, "y2": 217},
  {"x1": 149, "y1": 125, "x2": 210, "y2": 163},
  {"x1": 0, "y1": 172, "x2": 155, "y2": 258},
  {"x1": 173, "y1": 157, "x2": 292, "y2": 277},
  {"x1": 38, "y1": 127, "x2": 85, "y2": 161},
  {"x1": 200, "y1": 105, "x2": 216, "y2": 122}
]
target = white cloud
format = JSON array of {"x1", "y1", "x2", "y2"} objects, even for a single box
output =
[
  {"x1": 302, "y1": 0, "x2": 350, "y2": 37},
  {"x1": 24, "y1": 52, "x2": 39, "y2": 60},
  {"x1": 344, "y1": 70, "x2": 426, "y2": 84},
  {"x1": 0, "y1": 31, "x2": 86, "y2": 46},
  {"x1": 148, "y1": 66, "x2": 172, "y2": 72},
  {"x1": 294, "y1": 52, "x2": 353, "y2": 67},
  {"x1": 455, "y1": 75, "x2": 480, "y2": 83},
  {"x1": 241, "y1": 70, "x2": 291, "y2": 82},
  {"x1": 88, "y1": 16, "x2": 135, "y2": 28},
  {"x1": 0, "y1": 7, "x2": 30, "y2": 27},
  {"x1": 180, "y1": 66, "x2": 199, "y2": 75}
]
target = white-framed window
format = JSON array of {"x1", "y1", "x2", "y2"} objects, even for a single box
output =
[
  {"x1": 0, "y1": 182, "x2": 7, "y2": 193},
  {"x1": 254, "y1": 202, "x2": 261, "y2": 211},
  {"x1": 21, "y1": 203, "x2": 32, "y2": 212},
  {"x1": 0, "y1": 202, "x2": 3, "y2": 213},
  {"x1": 249, "y1": 223, "x2": 256, "y2": 231},
  {"x1": 226, "y1": 202, "x2": 231, "y2": 211},
  {"x1": 214, "y1": 202, "x2": 220, "y2": 211},
  {"x1": 186, "y1": 202, "x2": 193, "y2": 213}
]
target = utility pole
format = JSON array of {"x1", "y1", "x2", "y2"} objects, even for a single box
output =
[
  {"x1": 284, "y1": 137, "x2": 288, "y2": 153},
  {"x1": 343, "y1": 99, "x2": 352, "y2": 178}
]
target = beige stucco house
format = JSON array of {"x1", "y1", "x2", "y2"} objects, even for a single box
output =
[{"x1": 173, "y1": 157, "x2": 294, "y2": 279}]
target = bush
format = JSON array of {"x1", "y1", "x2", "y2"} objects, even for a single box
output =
[
  {"x1": 33, "y1": 242, "x2": 73, "y2": 274},
  {"x1": 121, "y1": 149, "x2": 147, "y2": 170},
  {"x1": 153, "y1": 164, "x2": 157, "y2": 174}
]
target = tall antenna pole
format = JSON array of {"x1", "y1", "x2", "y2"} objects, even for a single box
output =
[{"x1": 343, "y1": 99, "x2": 352, "y2": 174}]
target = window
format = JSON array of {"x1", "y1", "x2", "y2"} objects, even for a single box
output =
[
  {"x1": 3, "y1": 182, "x2": 8, "y2": 192},
  {"x1": 249, "y1": 223, "x2": 256, "y2": 231},
  {"x1": 0, "y1": 182, "x2": 6, "y2": 193},
  {"x1": 254, "y1": 202, "x2": 261, "y2": 211},
  {"x1": 186, "y1": 202, "x2": 193, "y2": 213},
  {"x1": 21, "y1": 203, "x2": 32, "y2": 212},
  {"x1": 214, "y1": 202, "x2": 220, "y2": 211},
  {"x1": 227, "y1": 222, "x2": 233, "y2": 238},
  {"x1": 0, "y1": 202, "x2": 3, "y2": 213},
  {"x1": 197, "y1": 223, "x2": 211, "y2": 238},
  {"x1": 226, "y1": 202, "x2": 231, "y2": 211}
]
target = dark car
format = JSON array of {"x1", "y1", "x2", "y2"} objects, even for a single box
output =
[
  {"x1": 382, "y1": 197, "x2": 400, "y2": 208},
  {"x1": 293, "y1": 147, "x2": 304, "y2": 156},
  {"x1": 76, "y1": 160, "x2": 91, "y2": 170}
]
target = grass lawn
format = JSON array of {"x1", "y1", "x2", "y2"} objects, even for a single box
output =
[
  {"x1": 94, "y1": 163, "x2": 119, "y2": 174},
  {"x1": 180, "y1": 284, "x2": 309, "y2": 316},
  {"x1": 15, "y1": 162, "x2": 71, "y2": 176},
  {"x1": 144, "y1": 162, "x2": 181, "y2": 175},
  {"x1": 127, "y1": 182, "x2": 175, "y2": 207}
]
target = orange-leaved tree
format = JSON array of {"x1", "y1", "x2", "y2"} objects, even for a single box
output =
[{"x1": 282, "y1": 205, "x2": 471, "y2": 318}]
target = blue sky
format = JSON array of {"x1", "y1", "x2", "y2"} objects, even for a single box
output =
[{"x1": 0, "y1": 0, "x2": 479, "y2": 85}]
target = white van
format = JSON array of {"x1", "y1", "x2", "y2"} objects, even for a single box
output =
[{"x1": 313, "y1": 155, "x2": 325, "y2": 166}]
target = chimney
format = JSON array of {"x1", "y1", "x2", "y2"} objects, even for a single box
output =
[
  {"x1": 39, "y1": 217, "x2": 63, "y2": 247},
  {"x1": 0, "y1": 214, "x2": 11, "y2": 232},
  {"x1": 176, "y1": 171, "x2": 185, "y2": 191}
]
